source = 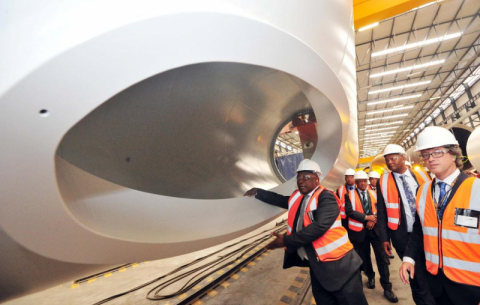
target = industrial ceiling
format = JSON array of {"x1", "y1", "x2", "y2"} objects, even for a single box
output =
[{"x1": 354, "y1": 0, "x2": 480, "y2": 161}]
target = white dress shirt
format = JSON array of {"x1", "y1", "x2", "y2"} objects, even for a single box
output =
[
  {"x1": 392, "y1": 170, "x2": 419, "y2": 233},
  {"x1": 296, "y1": 188, "x2": 316, "y2": 261}
]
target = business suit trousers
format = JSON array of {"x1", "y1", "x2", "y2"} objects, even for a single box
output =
[
  {"x1": 429, "y1": 269, "x2": 480, "y2": 305},
  {"x1": 397, "y1": 249, "x2": 435, "y2": 305},
  {"x1": 352, "y1": 230, "x2": 392, "y2": 291},
  {"x1": 310, "y1": 268, "x2": 368, "y2": 305}
]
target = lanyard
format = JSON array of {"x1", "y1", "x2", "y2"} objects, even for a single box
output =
[{"x1": 433, "y1": 177, "x2": 458, "y2": 217}]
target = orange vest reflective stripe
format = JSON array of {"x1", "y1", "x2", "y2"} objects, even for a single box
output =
[
  {"x1": 379, "y1": 173, "x2": 401, "y2": 230},
  {"x1": 412, "y1": 167, "x2": 432, "y2": 185},
  {"x1": 348, "y1": 189, "x2": 377, "y2": 232},
  {"x1": 286, "y1": 187, "x2": 353, "y2": 262},
  {"x1": 380, "y1": 171, "x2": 430, "y2": 230},
  {"x1": 416, "y1": 177, "x2": 480, "y2": 287},
  {"x1": 337, "y1": 185, "x2": 347, "y2": 219}
]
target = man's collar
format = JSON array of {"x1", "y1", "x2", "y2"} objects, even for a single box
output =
[
  {"x1": 303, "y1": 186, "x2": 320, "y2": 197},
  {"x1": 393, "y1": 170, "x2": 413, "y2": 178},
  {"x1": 435, "y1": 168, "x2": 460, "y2": 185}
]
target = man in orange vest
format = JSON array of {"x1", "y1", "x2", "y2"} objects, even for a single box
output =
[
  {"x1": 345, "y1": 170, "x2": 398, "y2": 303},
  {"x1": 244, "y1": 159, "x2": 367, "y2": 305},
  {"x1": 336, "y1": 168, "x2": 356, "y2": 226},
  {"x1": 400, "y1": 126, "x2": 480, "y2": 305},
  {"x1": 376, "y1": 144, "x2": 435, "y2": 305}
]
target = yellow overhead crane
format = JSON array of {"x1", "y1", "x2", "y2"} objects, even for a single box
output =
[{"x1": 353, "y1": 0, "x2": 443, "y2": 30}]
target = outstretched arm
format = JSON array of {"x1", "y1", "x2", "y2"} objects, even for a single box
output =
[{"x1": 244, "y1": 188, "x2": 290, "y2": 210}]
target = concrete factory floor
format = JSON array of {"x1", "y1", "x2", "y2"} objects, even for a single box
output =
[{"x1": 4, "y1": 217, "x2": 414, "y2": 305}]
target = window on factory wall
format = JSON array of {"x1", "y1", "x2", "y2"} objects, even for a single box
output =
[{"x1": 273, "y1": 109, "x2": 318, "y2": 181}]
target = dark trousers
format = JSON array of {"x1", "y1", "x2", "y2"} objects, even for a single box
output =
[
  {"x1": 429, "y1": 269, "x2": 480, "y2": 305},
  {"x1": 310, "y1": 268, "x2": 368, "y2": 305},
  {"x1": 397, "y1": 249, "x2": 435, "y2": 305},
  {"x1": 352, "y1": 230, "x2": 392, "y2": 291}
]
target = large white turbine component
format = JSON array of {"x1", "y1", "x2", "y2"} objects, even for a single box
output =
[
  {"x1": 467, "y1": 127, "x2": 480, "y2": 171},
  {"x1": 0, "y1": 0, "x2": 357, "y2": 300}
]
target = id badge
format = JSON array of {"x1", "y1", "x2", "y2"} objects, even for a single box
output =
[{"x1": 454, "y1": 208, "x2": 480, "y2": 229}]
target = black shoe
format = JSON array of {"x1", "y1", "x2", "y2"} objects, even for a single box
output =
[
  {"x1": 366, "y1": 277, "x2": 375, "y2": 289},
  {"x1": 384, "y1": 290, "x2": 398, "y2": 303}
]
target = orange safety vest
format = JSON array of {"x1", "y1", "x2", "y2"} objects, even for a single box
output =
[
  {"x1": 380, "y1": 170, "x2": 430, "y2": 230},
  {"x1": 416, "y1": 177, "x2": 480, "y2": 287},
  {"x1": 412, "y1": 167, "x2": 432, "y2": 185},
  {"x1": 348, "y1": 189, "x2": 377, "y2": 232},
  {"x1": 287, "y1": 187, "x2": 353, "y2": 262},
  {"x1": 337, "y1": 185, "x2": 354, "y2": 220},
  {"x1": 379, "y1": 173, "x2": 401, "y2": 230}
]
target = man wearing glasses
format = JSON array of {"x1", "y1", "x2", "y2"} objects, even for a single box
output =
[
  {"x1": 244, "y1": 159, "x2": 367, "y2": 305},
  {"x1": 376, "y1": 144, "x2": 434, "y2": 304},
  {"x1": 400, "y1": 126, "x2": 480, "y2": 305}
]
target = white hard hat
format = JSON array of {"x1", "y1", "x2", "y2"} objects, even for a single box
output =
[
  {"x1": 354, "y1": 170, "x2": 369, "y2": 180},
  {"x1": 383, "y1": 144, "x2": 406, "y2": 156},
  {"x1": 368, "y1": 171, "x2": 380, "y2": 179},
  {"x1": 345, "y1": 168, "x2": 355, "y2": 176},
  {"x1": 415, "y1": 126, "x2": 459, "y2": 152},
  {"x1": 295, "y1": 159, "x2": 322, "y2": 175},
  {"x1": 405, "y1": 161, "x2": 412, "y2": 167}
]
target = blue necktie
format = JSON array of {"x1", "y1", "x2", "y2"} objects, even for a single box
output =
[
  {"x1": 361, "y1": 191, "x2": 370, "y2": 214},
  {"x1": 437, "y1": 182, "x2": 447, "y2": 218},
  {"x1": 399, "y1": 175, "x2": 417, "y2": 217}
]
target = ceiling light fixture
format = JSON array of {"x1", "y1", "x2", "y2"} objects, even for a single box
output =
[
  {"x1": 372, "y1": 32, "x2": 462, "y2": 57},
  {"x1": 360, "y1": 135, "x2": 393, "y2": 140},
  {"x1": 364, "y1": 126, "x2": 399, "y2": 132},
  {"x1": 368, "y1": 81, "x2": 430, "y2": 95},
  {"x1": 367, "y1": 105, "x2": 414, "y2": 115},
  {"x1": 361, "y1": 130, "x2": 398, "y2": 136},
  {"x1": 363, "y1": 141, "x2": 391, "y2": 145},
  {"x1": 363, "y1": 135, "x2": 394, "y2": 140},
  {"x1": 370, "y1": 59, "x2": 445, "y2": 78},
  {"x1": 358, "y1": 22, "x2": 380, "y2": 32},
  {"x1": 367, "y1": 94, "x2": 422, "y2": 106},
  {"x1": 365, "y1": 113, "x2": 408, "y2": 121},
  {"x1": 365, "y1": 120, "x2": 403, "y2": 128}
]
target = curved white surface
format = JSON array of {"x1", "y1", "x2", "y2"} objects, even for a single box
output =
[
  {"x1": 467, "y1": 127, "x2": 480, "y2": 171},
  {"x1": 0, "y1": 0, "x2": 357, "y2": 299}
]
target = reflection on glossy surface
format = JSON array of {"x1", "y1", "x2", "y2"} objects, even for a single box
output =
[
  {"x1": 370, "y1": 154, "x2": 388, "y2": 174},
  {"x1": 58, "y1": 63, "x2": 315, "y2": 200},
  {"x1": 467, "y1": 127, "x2": 480, "y2": 171}
]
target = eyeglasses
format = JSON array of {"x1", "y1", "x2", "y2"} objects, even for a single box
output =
[
  {"x1": 419, "y1": 149, "x2": 448, "y2": 161},
  {"x1": 297, "y1": 174, "x2": 315, "y2": 181},
  {"x1": 384, "y1": 156, "x2": 400, "y2": 163}
]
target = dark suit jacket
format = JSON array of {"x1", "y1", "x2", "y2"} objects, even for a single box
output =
[
  {"x1": 344, "y1": 188, "x2": 379, "y2": 242},
  {"x1": 376, "y1": 169, "x2": 420, "y2": 254},
  {"x1": 255, "y1": 188, "x2": 362, "y2": 292},
  {"x1": 404, "y1": 172, "x2": 475, "y2": 298}
]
